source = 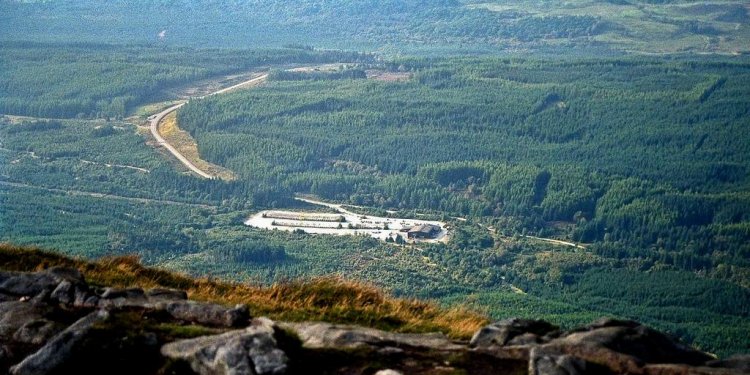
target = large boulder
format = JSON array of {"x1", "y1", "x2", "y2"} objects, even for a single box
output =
[
  {"x1": 158, "y1": 301, "x2": 250, "y2": 328},
  {"x1": 10, "y1": 310, "x2": 109, "y2": 375},
  {"x1": 471, "y1": 318, "x2": 560, "y2": 348},
  {"x1": 161, "y1": 317, "x2": 288, "y2": 375},
  {"x1": 93, "y1": 286, "x2": 247, "y2": 327},
  {"x1": 0, "y1": 267, "x2": 85, "y2": 298},
  {"x1": 0, "y1": 301, "x2": 53, "y2": 339},
  {"x1": 529, "y1": 346, "x2": 594, "y2": 375},
  {"x1": 12, "y1": 319, "x2": 63, "y2": 346},
  {"x1": 281, "y1": 321, "x2": 464, "y2": 351},
  {"x1": 96, "y1": 287, "x2": 148, "y2": 308},
  {"x1": 550, "y1": 318, "x2": 714, "y2": 366},
  {"x1": 471, "y1": 317, "x2": 730, "y2": 374},
  {"x1": 145, "y1": 288, "x2": 188, "y2": 301}
]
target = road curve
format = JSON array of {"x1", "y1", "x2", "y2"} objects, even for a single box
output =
[
  {"x1": 148, "y1": 102, "x2": 213, "y2": 178},
  {"x1": 148, "y1": 73, "x2": 268, "y2": 179}
]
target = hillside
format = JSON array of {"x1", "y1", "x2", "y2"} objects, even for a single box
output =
[
  {"x1": 1, "y1": 244, "x2": 748, "y2": 374},
  {"x1": 1, "y1": 0, "x2": 749, "y2": 55},
  {"x1": 1, "y1": 1, "x2": 749, "y2": 373},
  {"x1": 0, "y1": 243, "x2": 485, "y2": 337},
  {"x1": 2, "y1": 43, "x2": 749, "y2": 357}
]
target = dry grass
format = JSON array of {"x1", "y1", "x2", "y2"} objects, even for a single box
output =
[
  {"x1": 0, "y1": 243, "x2": 488, "y2": 339},
  {"x1": 158, "y1": 112, "x2": 236, "y2": 181}
]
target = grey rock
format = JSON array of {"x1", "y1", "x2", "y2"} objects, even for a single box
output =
[
  {"x1": 0, "y1": 267, "x2": 84, "y2": 297},
  {"x1": 82, "y1": 295, "x2": 99, "y2": 308},
  {"x1": 377, "y1": 347, "x2": 405, "y2": 356},
  {"x1": 10, "y1": 309, "x2": 109, "y2": 375},
  {"x1": 577, "y1": 318, "x2": 641, "y2": 331},
  {"x1": 471, "y1": 318, "x2": 559, "y2": 348},
  {"x1": 280, "y1": 321, "x2": 464, "y2": 351},
  {"x1": 29, "y1": 289, "x2": 51, "y2": 306},
  {"x1": 473, "y1": 345, "x2": 532, "y2": 361},
  {"x1": 97, "y1": 287, "x2": 148, "y2": 308},
  {"x1": 45, "y1": 267, "x2": 85, "y2": 285},
  {"x1": 12, "y1": 319, "x2": 62, "y2": 345},
  {"x1": 0, "y1": 301, "x2": 50, "y2": 339},
  {"x1": 552, "y1": 320, "x2": 714, "y2": 366},
  {"x1": 72, "y1": 286, "x2": 97, "y2": 308},
  {"x1": 161, "y1": 317, "x2": 287, "y2": 375},
  {"x1": 508, "y1": 332, "x2": 544, "y2": 346},
  {"x1": 374, "y1": 370, "x2": 403, "y2": 375},
  {"x1": 93, "y1": 290, "x2": 248, "y2": 327},
  {"x1": 50, "y1": 281, "x2": 74, "y2": 305},
  {"x1": 530, "y1": 347, "x2": 589, "y2": 375},
  {"x1": 99, "y1": 287, "x2": 146, "y2": 300},
  {"x1": 160, "y1": 301, "x2": 250, "y2": 328},
  {"x1": 146, "y1": 288, "x2": 188, "y2": 301}
]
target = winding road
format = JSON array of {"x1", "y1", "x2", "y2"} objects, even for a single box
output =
[
  {"x1": 148, "y1": 73, "x2": 269, "y2": 179},
  {"x1": 147, "y1": 70, "x2": 584, "y2": 250}
]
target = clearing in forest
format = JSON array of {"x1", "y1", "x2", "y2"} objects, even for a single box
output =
[
  {"x1": 157, "y1": 112, "x2": 236, "y2": 181},
  {"x1": 245, "y1": 198, "x2": 450, "y2": 244}
]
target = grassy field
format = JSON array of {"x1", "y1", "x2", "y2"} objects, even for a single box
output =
[{"x1": 157, "y1": 112, "x2": 236, "y2": 181}]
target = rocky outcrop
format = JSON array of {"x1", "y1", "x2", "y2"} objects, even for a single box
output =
[
  {"x1": 162, "y1": 317, "x2": 287, "y2": 375},
  {"x1": 0, "y1": 267, "x2": 747, "y2": 375},
  {"x1": 281, "y1": 321, "x2": 464, "y2": 351},
  {"x1": 473, "y1": 317, "x2": 746, "y2": 375},
  {"x1": 542, "y1": 318, "x2": 715, "y2": 368},
  {"x1": 10, "y1": 310, "x2": 109, "y2": 375},
  {"x1": 470, "y1": 318, "x2": 559, "y2": 347},
  {"x1": 0, "y1": 267, "x2": 86, "y2": 298},
  {"x1": 159, "y1": 301, "x2": 250, "y2": 328},
  {"x1": 528, "y1": 347, "x2": 593, "y2": 375}
]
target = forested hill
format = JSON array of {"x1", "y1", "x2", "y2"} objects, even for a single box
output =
[
  {"x1": 175, "y1": 56, "x2": 750, "y2": 288},
  {"x1": 1, "y1": 17, "x2": 749, "y2": 359},
  {"x1": 2, "y1": 0, "x2": 749, "y2": 55},
  {"x1": 0, "y1": 43, "x2": 367, "y2": 119}
]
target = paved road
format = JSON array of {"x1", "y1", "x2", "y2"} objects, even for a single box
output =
[
  {"x1": 148, "y1": 73, "x2": 269, "y2": 179},
  {"x1": 147, "y1": 101, "x2": 211, "y2": 178}
]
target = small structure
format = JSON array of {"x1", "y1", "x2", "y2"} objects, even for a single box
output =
[{"x1": 407, "y1": 224, "x2": 441, "y2": 239}]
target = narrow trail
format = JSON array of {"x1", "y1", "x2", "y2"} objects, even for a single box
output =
[
  {"x1": 148, "y1": 74, "x2": 269, "y2": 179},
  {"x1": 0, "y1": 180, "x2": 217, "y2": 210},
  {"x1": 80, "y1": 159, "x2": 150, "y2": 173},
  {"x1": 521, "y1": 235, "x2": 586, "y2": 249}
]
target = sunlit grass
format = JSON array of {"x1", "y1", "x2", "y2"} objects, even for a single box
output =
[
  {"x1": 158, "y1": 112, "x2": 236, "y2": 181},
  {"x1": 0, "y1": 243, "x2": 488, "y2": 339}
]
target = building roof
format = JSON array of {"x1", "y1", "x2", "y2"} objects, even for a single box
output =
[{"x1": 408, "y1": 224, "x2": 440, "y2": 234}]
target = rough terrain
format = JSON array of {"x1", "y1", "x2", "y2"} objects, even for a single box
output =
[{"x1": 1, "y1": 266, "x2": 748, "y2": 375}]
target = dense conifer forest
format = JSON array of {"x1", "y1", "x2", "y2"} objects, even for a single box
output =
[{"x1": 1, "y1": 0, "x2": 749, "y2": 358}]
